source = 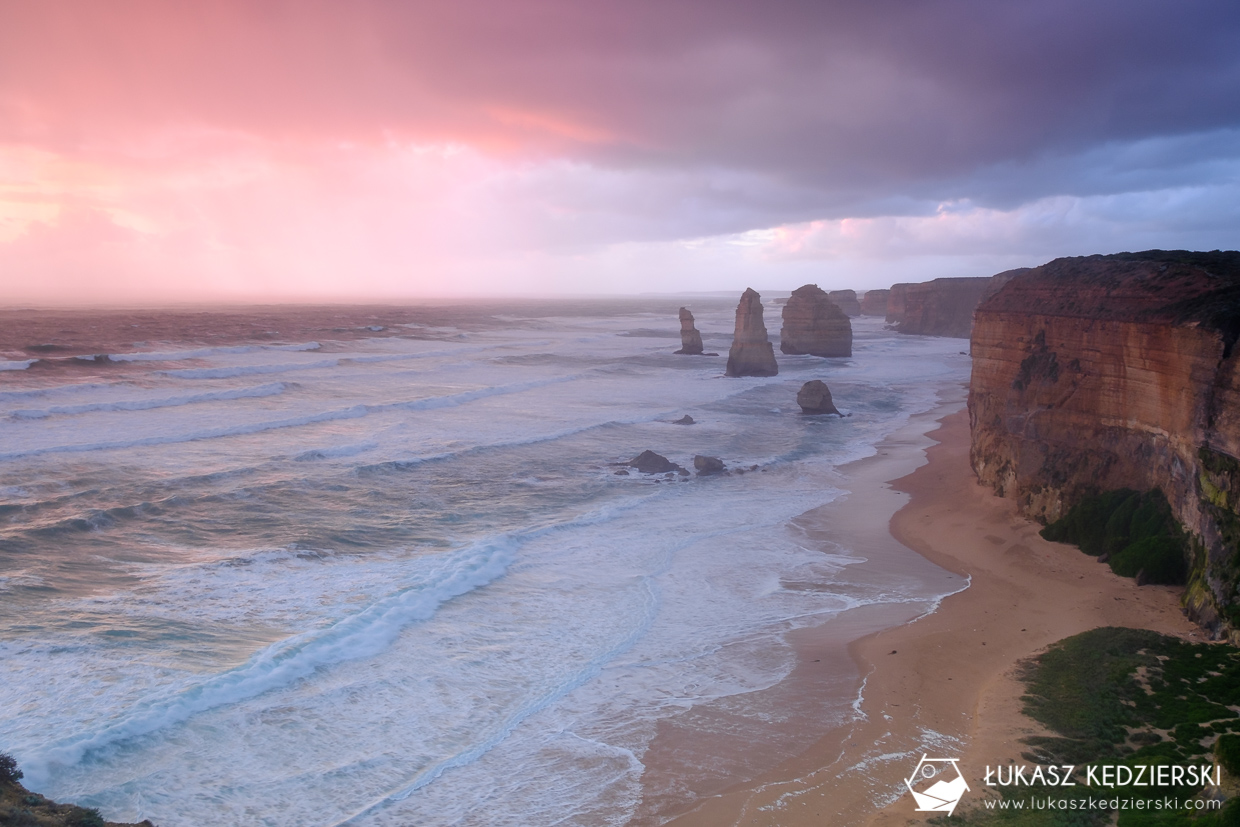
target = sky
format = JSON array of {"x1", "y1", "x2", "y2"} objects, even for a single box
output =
[{"x1": 1, "y1": 0, "x2": 1239, "y2": 305}]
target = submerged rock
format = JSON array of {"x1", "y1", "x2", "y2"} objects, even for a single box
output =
[
  {"x1": 797, "y1": 380, "x2": 841, "y2": 415},
  {"x1": 694, "y1": 455, "x2": 726, "y2": 476},
  {"x1": 780, "y1": 285, "x2": 852, "y2": 357},
  {"x1": 674, "y1": 307, "x2": 705, "y2": 355},
  {"x1": 725, "y1": 288, "x2": 779, "y2": 377},
  {"x1": 624, "y1": 450, "x2": 686, "y2": 475}
]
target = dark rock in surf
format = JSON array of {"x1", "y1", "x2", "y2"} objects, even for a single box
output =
[
  {"x1": 624, "y1": 450, "x2": 686, "y2": 475},
  {"x1": 672, "y1": 415, "x2": 695, "y2": 425},
  {"x1": 694, "y1": 455, "x2": 726, "y2": 476},
  {"x1": 797, "y1": 380, "x2": 841, "y2": 415}
]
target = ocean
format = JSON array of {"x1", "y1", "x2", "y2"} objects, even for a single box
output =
[{"x1": 0, "y1": 299, "x2": 970, "y2": 826}]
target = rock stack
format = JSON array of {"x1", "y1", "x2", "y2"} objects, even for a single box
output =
[
  {"x1": 828, "y1": 289, "x2": 862, "y2": 316},
  {"x1": 725, "y1": 288, "x2": 779, "y2": 377},
  {"x1": 779, "y1": 284, "x2": 852, "y2": 357},
  {"x1": 797, "y1": 380, "x2": 841, "y2": 415},
  {"x1": 674, "y1": 307, "x2": 704, "y2": 355},
  {"x1": 860, "y1": 289, "x2": 889, "y2": 316}
]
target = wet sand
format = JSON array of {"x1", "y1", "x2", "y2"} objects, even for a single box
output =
[{"x1": 651, "y1": 402, "x2": 1200, "y2": 827}]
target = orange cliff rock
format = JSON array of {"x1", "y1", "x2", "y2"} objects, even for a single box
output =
[{"x1": 968, "y1": 251, "x2": 1240, "y2": 636}]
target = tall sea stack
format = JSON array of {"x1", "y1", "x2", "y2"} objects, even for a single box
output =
[
  {"x1": 674, "y1": 307, "x2": 704, "y2": 355},
  {"x1": 725, "y1": 288, "x2": 779, "y2": 377},
  {"x1": 780, "y1": 284, "x2": 852, "y2": 357}
]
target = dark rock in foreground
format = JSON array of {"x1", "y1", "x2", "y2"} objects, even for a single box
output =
[
  {"x1": 797, "y1": 380, "x2": 841, "y2": 415},
  {"x1": 780, "y1": 284, "x2": 852, "y2": 357},
  {"x1": 694, "y1": 455, "x2": 726, "y2": 476},
  {"x1": 674, "y1": 307, "x2": 704, "y2": 355},
  {"x1": 725, "y1": 288, "x2": 779, "y2": 377},
  {"x1": 624, "y1": 450, "x2": 686, "y2": 475}
]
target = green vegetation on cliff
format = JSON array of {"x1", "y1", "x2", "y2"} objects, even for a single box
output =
[
  {"x1": 0, "y1": 754, "x2": 152, "y2": 827},
  {"x1": 1041, "y1": 489, "x2": 1189, "y2": 585},
  {"x1": 937, "y1": 628, "x2": 1240, "y2": 827}
]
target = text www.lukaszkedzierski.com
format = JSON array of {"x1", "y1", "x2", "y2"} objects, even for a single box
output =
[{"x1": 984, "y1": 797, "x2": 1222, "y2": 812}]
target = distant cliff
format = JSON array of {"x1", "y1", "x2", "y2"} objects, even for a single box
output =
[
  {"x1": 968, "y1": 251, "x2": 1240, "y2": 636},
  {"x1": 860, "y1": 289, "x2": 888, "y2": 316}
]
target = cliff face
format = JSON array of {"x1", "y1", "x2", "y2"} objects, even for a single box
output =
[
  {"x1": 897, "y1": 277, "x2": 992, "y2": 338},
  {"x1": 675, "y1": 307, "x2": 704, "y2": 355},
  {"x1": 779, "y1": 284, "x2": 852, "y2": 357},
  {"x1": 968, "y1": 251, "x2": 1240, "y2": 635},
  {"x1": 885, "y1": 283, "x2": 912, "y2": 323},
  {"x1": 828, "y1": 289, "x2": 862, "y2": 316},
  {"x1": 860, "y1": 289, "x2": 889, "y2": 316},
  {"x1": 893, "y1": 270, "x2": 1028, "y2": 338},
  {"x1": 726, "y1": 288, "x2": 779, "y2": 376}
]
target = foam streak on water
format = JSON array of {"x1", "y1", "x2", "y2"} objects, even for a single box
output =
[{"x1": 0, "y1": 303, "x2": 970, "y2": 826}]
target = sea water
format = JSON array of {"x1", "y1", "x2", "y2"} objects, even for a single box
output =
[{"x1": 0, "y1": 301, "x2": 970, "y2": 826}]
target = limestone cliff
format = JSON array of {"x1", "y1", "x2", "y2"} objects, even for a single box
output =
[
  {"x1": 828, "y1": 289, "x2": 862, "y2": 317},
  {"x1": 725, "y1": 288, "x2": 779, "y2": 377},
  {"x1": 860, "y1": 289, "x2": 889, "y2": 316},
  {"x1": 968, "y1": 250, "x2": 1240, "y2": 636},
  {"x1": 886, "y1": 283, "x2": 912, "y2": 324},
  {"x1": 675, "y1": 307, "x2": 704, "y2": 355},
  {"x1": 779, "y1": 284, "x2": 852, "y2": 357},
  {"x1": 897, "y1": 277, "x2": 993, "y2": 338},
  {"x1": 895, "y1": 270, "x2": 1028, "y2": 338}
]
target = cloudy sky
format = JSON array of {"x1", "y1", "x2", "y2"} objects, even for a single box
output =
[{"x1": 1, "y1": 0, "x2": 1238, "y2": 304}]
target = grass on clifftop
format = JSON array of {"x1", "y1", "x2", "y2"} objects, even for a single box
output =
[
  {"x1": 934, "y1": 628, "x2": 1240, "y2": 827},
  {"x1": 1041, "y1": 489, "x2": 1189, "y2": 585},
  {"x1": 0, "y1": 754, "x2": 151, "y2": 827}
]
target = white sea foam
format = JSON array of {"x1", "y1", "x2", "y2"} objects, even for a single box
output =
[
  {"x1": 6, "y1": 382, "x2": 289, "y2": 419},
  {"x1": 0, "y1": 359, "x2": 35, "y2": 371},
  {"x1": 105, "y1": 342, "x2": 321, "y2": 362}
]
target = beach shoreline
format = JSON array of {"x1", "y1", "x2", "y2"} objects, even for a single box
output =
[{"x1": 653, "y1": 399, "x2": 1200, "y2": 827}]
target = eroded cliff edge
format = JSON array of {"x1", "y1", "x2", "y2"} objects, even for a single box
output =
[{"x1": 968, "y1": 250, "x2": 1240, "y2": 637}]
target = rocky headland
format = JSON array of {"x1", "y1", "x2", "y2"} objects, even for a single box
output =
[
  {"x1": 725, "y1": 288, "x2": 779, "y2": 376},
  {"x1": 884, "y1": 282, "x2": 911, "y2": 324},
  {"x1": 778, "y1": 284, "x2": 851, "y2": 357},
  {"x1": 827, "y1": 289, "x2": 861, "y2": 317},
  {"x1": 968, "y1": 250, "x2": 1240, "y2": 637},
  {"x1": 896, "y1": 276, "x2": 993, "y2": 338},
  {"x1": 674, "y1": 307, "x2": 704, "y2": 355},
  {"x1": 859, "y1": 289, "x2": 888, "y2": 316}
]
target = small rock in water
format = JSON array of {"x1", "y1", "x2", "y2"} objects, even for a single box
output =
[
  {"x1": 694, "y1": 455, "x2": 726, "y2": 476},
  {"x1": 797, "y1": 380, "x2": 841, "y2": 415},
  {"x1": 672, "y1": 415, "x2": 695, "y2": 425},
  {"x1": 624, "y1": 450, "x2": 686, "y2": 475},
  {"x1": 614, "y1": 469, "x2": 630, "y2": 476}
]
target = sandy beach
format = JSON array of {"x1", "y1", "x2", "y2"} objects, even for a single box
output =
[{"x1": 656, "y1": 401, "x2": 1201, "y2": 827}]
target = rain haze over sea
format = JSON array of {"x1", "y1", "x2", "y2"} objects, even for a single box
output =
[{"x1": 0, "y1": 300, "x2": 969, "y2": 826}]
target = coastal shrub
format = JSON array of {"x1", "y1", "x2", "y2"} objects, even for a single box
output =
[
  {"x1": 1218, "y1": 733, "x2": 1240, "y2": 776},
  {"x1": 66, "y1": 807, "x2": 106, "y2": 827},
  {"x1": 1040, "y1": 490, "x2": 1188, "y2": 584},
  {"x1": 0, "y1": 752, "x2": 22, "y2": 783}
]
